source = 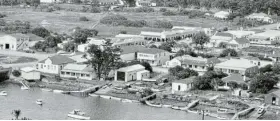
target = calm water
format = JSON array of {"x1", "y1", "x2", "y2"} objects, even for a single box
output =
[{"x1": 0, "y1": 82, "x2": 215, "y2": 120}]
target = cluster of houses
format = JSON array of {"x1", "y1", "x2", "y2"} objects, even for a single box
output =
[{"x1": 213, "y1": 11, "x2": 273, "y2": 23}]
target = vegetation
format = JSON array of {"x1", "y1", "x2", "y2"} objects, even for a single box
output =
[
  {"x1": 73, "y1": 27, "x2": 98, "y2": 44},
  {"x1": 249, "y1": 73, "x2": 279, "y2": 93},
  {"x1": 79, "y1": 16, "x2": 89, "y2": 21},
  {"x1": 63, "y1": 42, "x2": 76, "y2": 52},
  {"x1": 192, "y1": 32, "x2": 210, "y2": 50},
  {"x1": 100, "y1": 15, "x2": 147, "y2": 27},
  {"x1": 158, "y1": 41, "x2": 176, "y2": 52},
  {"x1": 0, "y1": 13, "x2": 6, "y2": 18},
  {"x1": 151, "y1": 20, "x2": 173, "y2": 29},
  {"x1": 11, "y1": 109, "x2": 31, "y2": 120},
  {"x1": 168, "y1": 66, "x2": 198, "y2": 80},
  {"x1": 1, "y1": 20, "x2": 30, "y2": 34},
  {"x1": 135, "y1": 7, "x2": 154, "y2": 13},
  {"x1": 31, "y1": 27, "x2": 51, "y2": 38},
  {"x1": 12, "y1": 70, "x2": 21, "y2": 77},
  {"x1": 192, "y1": 70, "x2": 228, "y2": 90},
  {"x1": 220, "y1": 49, "x2": 238, "y2": 57}
]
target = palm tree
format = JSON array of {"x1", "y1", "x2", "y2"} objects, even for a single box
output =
[{"x1": 12, "y1": 109, "x2": 21, "y2": 120}]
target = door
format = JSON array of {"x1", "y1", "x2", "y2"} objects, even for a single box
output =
[{"x1": 5, "y1": 44, "x2": 9, "y2": 49}]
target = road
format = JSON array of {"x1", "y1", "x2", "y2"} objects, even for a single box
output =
[
  {"x1": 0, "y1": 50, "x2": 55, "y2": 68},
  {"x1": 250, "y1": 23, "x2": 279, "y2": 30}
]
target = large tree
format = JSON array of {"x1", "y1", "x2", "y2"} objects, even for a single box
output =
[
  {"x1": 31, "y1": 27, "x2": 50, "y2": 38},
  {"x1": 249, "y1": 73, "x2": 279, "y2": 94},
  {"x1": 87, "y1": 44, "x2": 121, "y2": 80},
  {"x1": 219, "y1": 48, "x2": 238, "y2": 57},
  {"x1": 73, "y1": 28, "x2": 98, "y2": 44},
  {"x1": 192, "y1": 32, "x2": 210, "y2": 50}
]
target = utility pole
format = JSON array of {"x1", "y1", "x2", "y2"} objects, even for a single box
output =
[{"x1": 202, "y1": 110, "x2": 205, "y2": 120}]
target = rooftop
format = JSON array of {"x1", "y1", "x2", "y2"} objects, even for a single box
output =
[
  {"x1": 215, "y1": 59, "x2": 257, "y2": 69},
  {"x1": 222, "y1": 73, "x2": 248, "y2": 83},
  {"x1": 39, "y1": 55, "x2": 76, "y2": 65},
  {"x1": 269, "y1": 89, "x2": 280, "y2": 97},
  {"x1": 215, "y1": 32, "x2": 233, "y2": 37},
  {"x1": 229, "y1": 38, "x2": 250, "y2": 45},
  {"x1": 118, "y1": 64, "x2": 145, "y2": 72},
  {"x1": 175, "y1": 55, "x2": 220, "y2": 66},
  {"x1": 173, "y1": 76, "x2": 196, "y2": 84},
  {"x1": 247, "y1": 12, "x2": 270, "y2": 18},
  {"x1": 62, "y1": 63, "x2": 94, "y2": 72},
  {"x1": 120, "y1": 45, "x2": 147, "y2": 54},
  {"x1": 249, "y1": 30, "x2": 280, "y2": 38},
  {"x1": 20, "y1": 67, "x2": 38, "y2": 73},
  {"x1": 225, "y1": 30, "x2": 255, "y2": 37},
  {"x1": 138, "y1": 48, "x2": 167, "y2": 54}
]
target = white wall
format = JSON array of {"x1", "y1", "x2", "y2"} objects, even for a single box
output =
[
  {"x1": 21, "y1": 71, "x2": 40, "y2": 80},
  {"x1": 171, "y1": 83, "x2": 192, "y2": 94},
  {"x1": 120, "y1": 53, "x2": 136, "y2": 62},
  {"x1": 60, "y1": 71, "x2": 96, "y2": 80},
  {"x1": 37, "y1": 59, "x2": 61, "y2": 74},
  {"x1": 0, "y1": 35, "x2": 17, "y2": 50}
]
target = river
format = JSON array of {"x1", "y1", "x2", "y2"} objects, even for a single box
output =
[{"x1": 0, "y1": 82, "x2": 215, "y2": 120}]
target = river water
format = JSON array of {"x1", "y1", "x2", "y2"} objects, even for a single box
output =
[{"x1": 0, "y1": 82, "x2": 215, "y2": 120}]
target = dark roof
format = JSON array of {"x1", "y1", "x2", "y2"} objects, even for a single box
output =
[
  {"x1": 207, "y1": 57, "x2": 221, "y2": 64},
  {"x1": 173, "y1": 76, "x2": 196, "y2": 84},
  {"x1": 234, "y1": 38, "x2": 250, "y2": 44},
  {"x1": 121, "y1": 45, "x2": 147, "y2": 54},
  {"x1": 138, "y1": 48, "x2": 167, "y2": 54},
  {"x1": 39, "y1": 55, "x2": 76, "y2": 65},
  {"x1": 222, "y1": 74, "x2": 249, "y2": 84},
  {"x1": 26, "y1": 33, "x2": 45, "y2": 41},
  {"x1": 215, "y1": 32, "x2": 233, "y2": 37}
]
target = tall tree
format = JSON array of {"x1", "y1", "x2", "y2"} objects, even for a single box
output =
[{"x1": 192, "y1": 32, "x2": 210, "y2": 50}]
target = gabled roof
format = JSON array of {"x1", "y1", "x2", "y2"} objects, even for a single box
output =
[
  {"x1": 173, "y1": 76, "x2": 196, "y2": 84},
  {"x1": 138, "y1": 48, "x2": 167, "y2": 54},
  {"x1": 215, "y1": 32, "x2": 233, "y2": 37},
  {"x1": 39, "y1": 55, "x2": 76, "y2": 65},
  {"x1": 175, "y1": 55, "x2": 220, "y2": 66},
  {"x1": 229, "y1": 38, "x2": 250, "y2": 45},
  {"x1": 121, "y1": 45, "x2": 147, "y2": 54},
  {"x1": 62, "y1": 63, "x2": 94, "y2": 72},
  {"x1": 20, "y1": 67, "x2": 38, "y2": 73},
  {"x1": 118, "y1": 64, "x2": 145, "y2": 72},
  {"x1": 247, "y1": 12, "x2": 269, "y2": 18},
  {"x1": 269, "y1": 90, "x2": 280, "y2": 97},
  {"x1": 222, "y1": 73, "x2": 248, "y2": 83},
  {"x1": 215, "y1": 59, "x2": 257, "y2": 69}
]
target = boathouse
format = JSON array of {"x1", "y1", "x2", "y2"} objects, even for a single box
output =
[{"x1": 114, "y1": 64, "x2": 150, "y2": 82}]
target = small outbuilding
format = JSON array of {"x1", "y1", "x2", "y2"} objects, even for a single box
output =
[
  {"x1": 265, "y1": 90, "x2": 280, "y2": 106},
  {"x1": 114, "y1": 64, "x2": 150, "y2": 82},
  {"x1": 20, "y1": 67, "x2": 41, "y2": 81},
  {"x1": 171, "y1": 76, "x2": 196, "y2": 94}
]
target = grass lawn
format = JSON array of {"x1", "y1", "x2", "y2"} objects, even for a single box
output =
[
  {"x1": 0, "y1": 5, "x2": 235, "y2": 37},
  {"x1": 0, "y1": 54, "x2": 38, "y2": 64}
]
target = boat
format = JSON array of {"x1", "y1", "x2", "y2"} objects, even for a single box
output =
[
  {"x1": 187, "y1": 110, "x2": 199, "y2": 114},
  {"x1": 36, "y1": 99, "x2": 43, "y2": 105},
  {"x1": 68, "y1": 109, "x2": 90, "y2": 120},
  {"x1": 89, "y1": 93, "x2": 99, "y2": 97},
  {"x1": 217, "y1": 116, "x2": 227, "y2": 120},
  {"x1": 217, "y1": 108, "x2": 235, "y2": 114},
  {"x1": 21, "y1": 86, "x2": 29, "y2": 90},
  {"x1": 41, "y1": 88, "x2": 52, "y2": 92},
  {"x1": 0, "y1": 67, "x2": 11, "y2": 82},
  {"x1": 0, "y1": 91, "x2": 7, "y2": 96},
  {"x1": 100, "y1": 95, "x2": 111, "y2": 99},
  {"x1": 122, "y1": 99, "x2": 133, "y2": 103},
  {"x1": 145, "y1": 101, "x2": 162, "y2": 108},
  {"x1": 162, "y1": 105, "x2": 172, "y2": 108},
  {"x1": 110, "y1": 96, "x2": 122, "y2": 101},
  {"x1": 171, "y1": 106, "x2": 180, "y2": 110},
  {"x1": 53, "y1": 90, "x2": 64, "y2": 93}
]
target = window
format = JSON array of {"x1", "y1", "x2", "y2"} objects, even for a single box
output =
[
  {"x1": 194, "y1": 65, "x2": 197, "y2": 68},
  {"x1": 66, "y1": 72, "x2": 70, "y2": 75},
  {"x1": 202, "y1": 66, "x2": 205, "y2": 69},
  {"x1": 189, "y1": 65, "x2": 192, "y2": 68},
  {"x1": 86, "y1": 74, "x2": 90, "y2": 77},
  {"x1": 41, "y1": 64, "x2": 43, "y2": 69},
  {"x1": 44, "y1": 65, "x2": 46, "y2": 67},
  {"x1": 48, "y1": 65, "x2": 50, "y2": 69},
  {"x1": 53, "y1": 66, "x2": 56, "y2": 70},
  {"x1": 71, "y1": 73, "x2": 75, "y2": 76},
  {"x1": 61, "y1": 72, "x2": 65, "y2": 75},
  {"x1": 178, "y1": 85, "x2": 181, "y2": 91},
  {"x1": 81, "y1": 74, "x2": 84, "y2": 77}
]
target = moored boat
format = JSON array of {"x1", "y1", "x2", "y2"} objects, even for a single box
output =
[
  {"x1": 0, "y1": 91, "x2": 7, "y2": 96},
  {"x1": 89, "y1": 93, "x2": 99, "y2": 97},
  {"x1": 100, "y1": 95, "x2": 111, "y2": 99},
  {"x1": 53, "y1": 90, "x2": 64, "y2": 93},
  {"x1": 122, "y1": 99, "x2": 133, "y2": 103},
  {"x1": 21, "y1": 86, "x2": 29, "y2": 90},
  {"x1": 36, "y1": 99, "x2": 43, "y2": 105},
  {"x1": 68, "y1": 109, "x2": 90, "y2": 120},
  {"x1": 41, "y1": 88, "x2": 52, "y2": 92}
]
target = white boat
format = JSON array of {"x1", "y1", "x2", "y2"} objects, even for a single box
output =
[
  {"x1": 21, "y1": 86, "x2": 29, "y2": 90},
  {"x1": 41, "y1": 88, "x2": 52, "y2": 92},
  {"x1": 122, "y1": 99, "x2": 133, "y2": 103},
  {"x1": 36, "y1": 99, "x2": 43, "y2": 105},
  {"x1": 217, "y1": 108, "x2": 235, "y2": 114},
  {"x1": 171, "y1": 106, "x2": 180, "y2": 110},
  {"x1": 217, "y1": 116, "x2": 227, "y2": 120},
  {"x1": 0, "y1": 91, "x2": 7, "y2": 96},
  {"x1": 100, "y1": 95, "x2": 111, "y2": 99},
  {"x1": 68, "y1": 109, "x2": 90, "y2": 120},
  {"x1": 89, "y1": 93, "x2": 99, "y2": 97},
  {"x1": 110, "y1": 97, "x2": 122, "y2": 101},
  {"x1": 162, "y1": 105, "x2": 172, "y2": 108},
  {"x1": 187, "y1": 110, "x2": 199, "y2": 114},
  {"x1": 53, "y1": 90, "x2": 64, "y2": 93}
]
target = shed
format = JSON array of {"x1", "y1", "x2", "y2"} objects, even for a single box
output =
[{"x1": 20, "y1": 67, "x2": 40, "y2": 81}]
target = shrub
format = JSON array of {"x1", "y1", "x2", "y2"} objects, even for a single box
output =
[
  {"x1": 120, "y1": 30, "x2": 127, "y2": 34},
  {"x1": 12, "y1": 70, "x2": 21, "y2": 77},
  {"x1": 135, "y1": 7, "x2": 154, "y2": 13},
  {"x1": 90, "y1": 7, "x2": 101, "y2": 13},
  {"x1": 100, "y1": 15, "x2": 128, "y2": 25},
  {"x1": 100, "y1": 15, "x2": 147, "y2": 27},
  {"x1": 162, "y1": 11, "x2": 177, "y2": 16},
  {"x1": 159, "y1": 8, "x2": 167, "y2": 12},
  {"x1": 79, "y1": 16, "x2": 89, "y2": 21},
  {"x1": 46, "y1": 8, "x2": 54, "y2": 12},
  {"x1": 80, "y1": 6, "x2": 89, "y2": 12},
  {"x1": 151, "y1": 20, "x2": 173, "y2": 29},
  {"x1": 0, "y1": 13, "x2": 6, "y2": 18}
]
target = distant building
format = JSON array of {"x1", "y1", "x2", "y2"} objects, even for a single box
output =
[
  {"x1": 20, "y1": 67, "x2": 40, "y2": 81},
  {"x1": 40, "y1": 0, "x2": 62, "y2": 3},
  {"x1": 98, "y1": 0, "x2": 119, "y2": 6},
  {"x1": 136, "y1": 0, "x2": 156, "y2": 7},
  {"x1": 36, "y1": 55, "x2": 76, "y2": 75},
  {"x1": 111, "y1": 37, "x2": 147, "y2": 48},
  {"x1": 114, "y1": 64, "x2": 150, "y2": 82},
  {"x1": 137, "y1": 48, "x2": 171, "y2": 66},
  {"x1": 60, "y1": 64, "x2": 96, "y2": 80},
  {"x1": 214, "y1": 59, "x2": 259, "y2": 75},
  {"x1": 245, "y1": 13, "x2": 273, "y2": 23},
  {"x1": 248, "y1": 30, "x2": 280, "y2": 45},
  {"x1": 120, "y1": 45, "x2": 147, "y2": 62},
  {"x1": 226, "y1": 38, "x2": 250, "y2": 50},
  {"x1": 87, "y1": 37, "x2": 106, "y2": 46},
  {"x1": 172, "y1": 76, "x2": 196, "y2": 94},
  {"x1": 224, "y1": 30, "x2": 255, "y2": 38},
  {"x1": 207, "y1": 32, "x2": 233, "y2": 48},
  {"x1": 0, "y1": 34, "x2": 30, "y2": 50},
  {"x1": 241, "y1": 57, "x2": 273, "y2": 68},
  {"x1": 219, "y1": 73, "x2": 249, "y2": 91},
  {"x1": 265, "y1": 90, "x2": 280, "y2": 106},
  {"x1": 214, "y1": 11, "x2": 230, "y2": 19}
]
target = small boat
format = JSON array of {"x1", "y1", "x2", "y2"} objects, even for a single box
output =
[
  {"x1": 110, "y1": 97, "x2": 121, "y2": 101},
  {"x1": 89, "y1": 93, "x2": 99, "y2": 97},
  {"x1": 68, "y1": 109, "x2": 90, "y2": 120},
  {"x1": 100, "y1": 95, "x2": 111, "y2": 99},
  {"x1": 187, "y1": 110, "x2": 199, "y2": 114},
  {"x1": 162, "y1": 105, "x2": 172, "y2": 108},
  {"x1": 41, "y1": 88, "x2": 52, "y2": 92},
  {"x1": 171, "y1": 106, "x2": 180, "y2": 110},
  {"x1": 122, "y1": 99, "x2": 133, "y2": 103},
  {"x1": 145, "y1": 101, "x2": 162, "y2": 108},
  {"x1": 36, "y1": 99, "x2": 43, "y2": 105},
  {"x1": 217, "y1": 108, "x2": 228, "y2": 113},
  {"x1": 53, "y1": 90, "x2": 64, "y2": 93},
  {"x1": 217, "y1": 116, "x2": 227, "y2": 120},
  {"x1": 21, "y1": 86, "x2": 29, "y2": 90},
  {"x1": 0, "y1": 91, "x2": 7, "y2": 96}
]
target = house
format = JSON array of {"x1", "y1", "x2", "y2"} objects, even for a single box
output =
[
  {"x1": 36, "y1": 55, "x2": 76, "y2": 75},
  {"x1": 171, "y1": 76, "x2": 196, "y2": 94},
  {"x1": 165, "y1": 55, "x2": 220, "y2": 74},
  {"x1": 226, "y1": 38, "x2": 250, "y2": 50},
  {"x1": 114, "y1": 64, "x2": 150, "y2": 82},
  {"x1": 267, "y1": 50, "x2": 280, "y2": 62},
  {"x1": 241, "y1": 57, "x2": 273, "y2": 68},
  {"x1": 111, "y1": 37, "x2": 147, "y2": 48},
  {"x1": 214, "y1": 11, "x2": 230, "y2": 19},
  {"x1": 40, "y1": 0, "x2": 62, "y2": 3},
  {"x1": 248, "y1": 30, "x2": 280, "y2": 45},
  {"x1": 172, "y1": 26, "x2": 214, "y2": 36},
  {"x1": 20, "y1": 67, "x2": 40, "y2": 81},
  {"x1": 77, "y1": 43, "x2": 90, "y2": 52},
  {"x1": 265, "y1": 90, "x2": 280, "y2": 106},
  {"x1": 87, "y1": 37, "x2": 106, "y2": 46},
  {"x1": 60, "y1": 64, "x2": 96, "y2": 80},
  {"x1": 225, "y1": 30, "x2": 255, "y2": 38},
  {"x1": 115, "y1": 34, "x2": 144, "y2": 38},
  {"x1": 141, "y1": 29, "x2": 199, "y2": 42},
  {"x1": 137, "y1": 48, "x2": 171, "y2": 66},
  {"x1": 27, "y1": 34, "x2": 46, "y2": 48},
  {"x1": 219, "y1": 73, "x2": 249, "y2": 91},
  {"x1": 207, "y1": 32, "x2": 233, "y2": 48},
  {"x1": 136, "y1": 0, "x2": 156, "y2": 7},
  {"x1": 69, "y1": 53, "x2": 91, "y2": 64},
  {"x1": 98, "y1": 0, "x2": 119, "y2": 6},
  {"x1": 0, "y1": 34, "x2": 30, "y2": 50},
  {"x1": 246, "y1": 13, "x2": 273, "y2": 23},
  {"x1": 120, "y1": 45, "x2": 147, "y2": 62},
  {"x1": 214, "y1": 59, "x2": 259, "y2": 75}
]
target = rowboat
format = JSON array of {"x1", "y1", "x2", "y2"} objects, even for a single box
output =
[
  {"x1": 36, "y1": 99, "x2": 43, "y2": 105},
  {"x1": 0, "y1": 91, "x2": 7, "y2": 96},
  {"x1": 68, "y1": 109, "x2": 90, "y2": 120}
]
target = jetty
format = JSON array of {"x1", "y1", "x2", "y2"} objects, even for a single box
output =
[
  {"x1": 140, "y1": 93, "x2": 156, "y2": 102},
  {"x1": 16, "y1": 78, "x2": 30, "y2": 90},
  {"x1": 231, "y1": 107, "x2": 255, "y2": 120},
  {"x1": 67, "y1": 85, "x2": 104, "y2": 97}
]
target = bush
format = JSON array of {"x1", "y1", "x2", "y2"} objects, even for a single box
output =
[
  {"x1": 159, "y1": 8, "x2": 167, "y2": 12},
  {"x1": 100, "y1": 15, "x2": 147, "y2": 27},
  {"x1": 12, "y1": 70, "x2": 21, "y2": 77},
  {"x1": 79, "y1": 16, "x2": 89, "y2": 21},
  {"x1": 90, "y1": 7, "x2": 101, "y2": 13},
  {"x1": 120, "y1": 30, "x2": 127, "y2": 34},
  {"x1": 162, "y1": 11, "x2": 177, "y2": 16},
  {"x1": 80, "y1": 6, "x2": 89, "y2": 12},
  {"x1": 151, "y1": 20, "x2": 173, "y2": 29},
  {"x1": 100, "y1": 15, "x2": 128, "y2": 25},
  {"x1": 135, "y1": 7, "x2": 154, "y2": 13},
  {"x1": 46, "y1": 8, "x2": 54, "y2": 12},
  {"x1": 0, "y1": 13, "x2": 6, "y2": 18}
]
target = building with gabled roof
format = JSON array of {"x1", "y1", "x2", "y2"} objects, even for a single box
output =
[
  {"x1": 248, "y1": 30, "x2": 280, "y2": 45},
  {"x1": 214, "y1": 11, "x2": 230, "y2": 19},
  {"x1": 60, "y1": 63, "x2": 96, "y2": 80},
  {"x1": 214, "y1": 59, "x2": 259, "y2": 75},
  {"x1": 36, "y1": 55, "x2": 76, "y2": 75},
  {"x1": 114, "y1": 64, "x2": 150, "y2": 82},
  {"x1": 0, "y1": 33, "x2": 30, "y2": 50},
  {"x1": 265, "y1": 89, "x2": 280, "y2": 106},
  {"x1": 120, "y1": 45, "x2": 147, "y2": 62},
  {"x1": 246, "y1": 12, "x2": 273, "y2": 23},
  {"x1": 172, "y1": 76, "x2": 196, "y2": 94},
  {"x1": 137, "y1": 48, "x2": 171, "y2": 66},
  {"x1": 227, "y1": 38, "x2": 250, "y2": 50},
  {"x1": 20, "y1": 67, "x2": 40, "y2": 81}
]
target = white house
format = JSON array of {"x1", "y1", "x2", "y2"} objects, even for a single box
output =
[
  {"x1": 136, "y1": 0, "x2": 156, "y2": 7},
  {"x1": 207, "y1": 32, "x2": 233, "y2": 48},
  {"x1": 60, "y1": 64, "x2": 96, "y2": 80},
  {"x1": 241, "y1": 57, "x2": 273, "y2": 68},
  {"x1": 0, "y1": 34, "x2": 30, "y2": 50},
  {"x1": 245, "y1": 13, "x2": 273, "y2": 23},
  {"x1": 87, "y1": 37, "x2": 106, "y2": 46},
  {"x1": 40, "y1": 0, "x2": 62, "y2": 3},
  {"x1": 111, "y1": 37, "x2": 147, "y2": 48},
  {"x1": 120, "y1": 45, "x2": 147, "y2": 62},
  {"x1": 227, "y1": 38, "x2": 250, "y2": 50},
  {"x1": 114, "y1": 64, "x2": 150, "y2": 82},
  {"x1": 225, "y1": 30, "x2": 255, "y2": 38},
  {"x1": 77, "y1": 43, "x2": 90, "y2": 53},
  {"x1": 248, "y1": 30, "x2": 280, "y2": 45},
  {"x1": 137, "y1": 48, "x2": 171, "y2": 66},
  {"x1": 214, "y1": 59, "x2": 259, "y2": 75},
  {"x1": 36, "y1": 55, "x2": 76, "y2": 75},
  {"x1": 214, "y1": 11, "x2": 230, "y2": 19},
  {"x1": 172, "y1": 76, "x2": 196, "y2": 94},
  {"x1": 20, "y1": 67, "x2": 40, "y2": 81}
]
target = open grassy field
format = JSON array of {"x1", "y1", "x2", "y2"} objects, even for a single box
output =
[{"x1": 0, "y1": 5, "x2": 233, "y2": 37}]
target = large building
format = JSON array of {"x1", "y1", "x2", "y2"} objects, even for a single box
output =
[
  {"x1": 137, "y1": 48, "x2": 171, "y2": 66},
  {"x1": 120, "y1": 45, "x2": 147, "y2": 62},
  {"x1": 0, "y1": 34, "x2": 30, "y2": 50},
  {"x1": 114, "y1": 64, "x2": 150, "y2": 82},
  {"x1": 226, "y1": 38, "x2": 250, "y2": 50},
  {"x1": 111, "y1": 37, "x2": 147, "y2": 48},
  {"x1": 248, "y1": 30, "x2": 280, "y2": 45},
  {"x1": 245, "y1": 13, "x2": 273, "y2": 23},
  {"x1": 214, "y1": 59, "x2": 259, "y2": 75},
  {"x1": 136, "y1": 0, "x2": 156, "y2": 7},
  {"x1": 60, "y1": 64, "x2": 96, "y2": 80}
]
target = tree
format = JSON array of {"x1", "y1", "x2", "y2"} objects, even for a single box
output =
[
  {"x1": 192, "y1": 32, "x2": 210, "y2": 50},
  {"x1": 31, "y1": 27, "x2": 50, "y2": 38},
  {"x1": 73, "y1": 28, "x2": 98, "y2": 44},
  {"x1": 227, "y1": 81, "x2": 239, "y2": 90},
  {"x1": 260, "y1": 64, "x2": 273, "y2": 73},
  {"x1": 87, "y1": 44, "x2": 121, "y2": 80},
  {"x1": 272, "y1": 63, "x2": 280, "y2": 74},
  {"x1": 12, "y1": 70, "x2": 21, "y2": 77},
  {"x1": 12, "y1": 109, "x2": 21, "y2": 120},
  {"x1": 193, "y1": 76, "x2": 213, "y2": 90},
  {"x1": 220, "y1": 48, "x2": 238, "y2": 57},
  {"x1": 140, "y1": 62, "x2": 153, "y2": 73},
  {"x1": 158, "y1": 41, "x2": 176, "y2": 52},
  {"x1": 250, "y1": 73, "x2": 279, "y2": 94},
  {"x1": 168, "y1": 66, "x2": 198, "y2": 79},
  {"x1": 79, "y1": 16, "x2": 89, "y2": 21},
  {"x1": 63, "y1": 42, "x2": 76, "y2": 52}
]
